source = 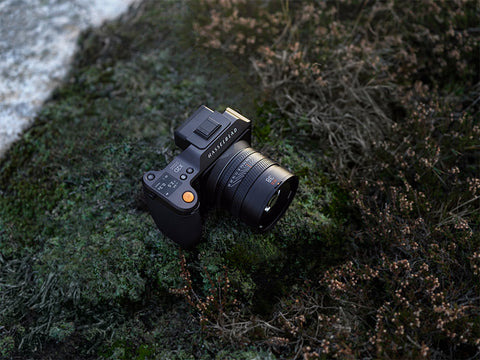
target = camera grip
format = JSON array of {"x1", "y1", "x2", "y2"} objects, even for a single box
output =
[{"x1": 145, "y1": 194, "x2": 202, "y2": 249}]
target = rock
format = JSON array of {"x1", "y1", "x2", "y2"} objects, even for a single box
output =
[{"x1": 0, "y1": 0, "x2": 137, "y2": 158}]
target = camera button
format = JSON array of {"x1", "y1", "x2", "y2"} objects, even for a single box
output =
[
  {"x1": 180, "y1": 174, "x2": 187, "y2": 180},
  {"x1": 182, "y1": 191, "x2": 195, "y2": 203},
  {"x1": 186, "y1": 167, "x2": 194, "y2": 174},
  {"x1": 146, "y1": 173, "x2": 155, "y2": 181}
]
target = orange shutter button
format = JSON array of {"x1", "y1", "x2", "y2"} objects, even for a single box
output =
[{"x1": 182, "y1": 191, "x2": 195, "y2": 203}]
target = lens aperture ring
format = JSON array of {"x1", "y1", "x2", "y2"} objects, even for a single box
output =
[{"x1": 230, "y1": 157, "x2": 276, "y2": 217}]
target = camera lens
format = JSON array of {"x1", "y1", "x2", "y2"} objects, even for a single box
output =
[{"x1": 205, "y1": 141, "x2": 298, "y2": 231}]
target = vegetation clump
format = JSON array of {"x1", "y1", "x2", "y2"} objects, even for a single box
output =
[{"x1": 0, "y1": 0, "x2": 479, "y2": 358}]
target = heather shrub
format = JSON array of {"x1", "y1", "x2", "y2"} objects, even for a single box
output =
[
  {"x1": 315, "y1": 91, "x2": 480, "y2": 358},
  {"x1": 193, "y1": 0, "x2": 479, "y2": 168}
]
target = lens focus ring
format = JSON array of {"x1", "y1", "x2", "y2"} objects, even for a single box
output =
[
  {"x1": 230, "y1": 157, "x2": 275, "y2": 217},
  {"x1": 215, "y1": 147, "x2": 256, "y2": 205}
]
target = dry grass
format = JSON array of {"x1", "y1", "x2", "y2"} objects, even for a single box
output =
[{"x1": 193, "y1": 0, "x2": 479, "y2": 171}]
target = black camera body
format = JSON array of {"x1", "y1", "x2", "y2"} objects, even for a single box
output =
[{"x1": 142, "y1": 106, "x2": 298, "y2": 248}]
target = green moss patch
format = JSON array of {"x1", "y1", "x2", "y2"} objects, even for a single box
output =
[{"x1": 0, "y1": 1, "x2": 345, "y2": 358}]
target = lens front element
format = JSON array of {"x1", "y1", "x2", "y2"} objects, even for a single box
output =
[{"x1": 265, "y1": 189, "x2": 280, "y2": 213}]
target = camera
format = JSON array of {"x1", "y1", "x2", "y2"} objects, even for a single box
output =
[{"x1": 142, "y1": 105, "x2": 298, "y2": 248}]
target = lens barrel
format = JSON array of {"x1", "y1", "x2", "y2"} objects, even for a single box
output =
[{"x1": 205, "y1": 141, "x2": 298, "y2": 231}]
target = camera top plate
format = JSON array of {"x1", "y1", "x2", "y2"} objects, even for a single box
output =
[{"x1": 143, "y1": 106, "x2": 251, "y2": 215}]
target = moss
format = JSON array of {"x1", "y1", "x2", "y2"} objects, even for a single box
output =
[
  {"x1": 48, "y1": 322, "x2": 75, "y2": 342},
  {"x1": 0, "y1": 0, "x2": 353, "y2": 358},
  {"x1": 0, "y1": 336, "x2": 14, "y2": 358}
]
